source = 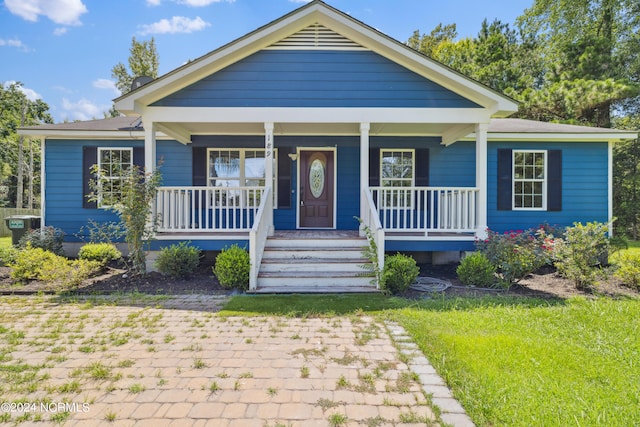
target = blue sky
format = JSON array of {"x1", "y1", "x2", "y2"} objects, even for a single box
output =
[{"x1": 1, "y1": 0, "x2": 533, "y2": 123}]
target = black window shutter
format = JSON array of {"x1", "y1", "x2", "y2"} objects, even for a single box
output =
[
  {"x1": 133, "y1": 147, "x2": 145, "y2": 169},
  {"x1": 547, "y1": 150, "x2": 562, "y2": 211},
  {"x1": 277, "y1": 148, "x2": 292, "y2": 208},
  {"x1": 82, "y1": 146, "x2": 98, "y2": 209},
  {"x1": 415, "y1": 149, "x2": 429, "y2": 186},
  {"x1": 192, "y1": 147, "x2": 207, "y2": 186},
  {"x1": 497, "y1": 148, "x2": 512, "y2": 211},
  {"x1": 369, "y1": 148, "x2": 380, "y2": 187}
]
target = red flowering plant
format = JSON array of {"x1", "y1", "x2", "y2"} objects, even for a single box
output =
[{"x1": 476, "y1": 225, "x2": 559, "y2": 288}]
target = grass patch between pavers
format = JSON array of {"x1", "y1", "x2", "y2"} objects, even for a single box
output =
[{"x1": 220, "y1": 293, "x2": 410, "y2": 316}]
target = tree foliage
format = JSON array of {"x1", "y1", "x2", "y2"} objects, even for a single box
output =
[
  {"x1": 408, "y1": 0, "x2": 640, "y2": 237},
  {"x1": 0, "y1": 82, "x2": 53, "y2": 207},
  {"x1": 111, "y1": 37, "x2": 159, "y2": 95}
]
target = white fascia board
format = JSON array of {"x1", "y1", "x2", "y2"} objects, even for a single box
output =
[
  {"x1": 476, "y1": 132, "x2": 639, "y2": 143},
  {"x1": 18, "y1": 130, "x2": 172, "y2": 140},
  {"x1": 143, "y1": 106, "x2": 492, "y2": 124}
]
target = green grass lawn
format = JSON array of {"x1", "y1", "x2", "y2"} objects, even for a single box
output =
[{"x1": 221, "y1": 294, "x2": 640, "y2": 427}]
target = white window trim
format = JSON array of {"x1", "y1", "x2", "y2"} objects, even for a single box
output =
[
  {"x1": 512, "y1": 149, "x2": 547, "y2": 211},
  {"x1": 97, "y1": 147, "x2": 133, "y2": 209},
  {"x1": 206, "y1": 147, "x2": 278, "y2": 206},
  {"x1": 380, "y1": 149, "x2": 415, "y2": 209}
]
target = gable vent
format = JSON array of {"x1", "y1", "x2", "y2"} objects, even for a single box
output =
[{"x1": 266, "y1": 23, "x2": 367, "y2": 50}]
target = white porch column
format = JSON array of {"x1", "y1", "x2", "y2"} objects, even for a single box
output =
[
  {"x1": 264, "y1": 122, "x2": 274, "y2": 189},
  {"x1": 360, "y1": 122, "x2": 370, "y2": 233},
  {"x1": 144, "y1": 121, "x2": 157, "y2": 172},
  {"x1": 475, "y1": 123, "x2": 489, "y2": 239}
]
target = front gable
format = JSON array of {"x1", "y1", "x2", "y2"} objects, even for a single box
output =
[
  {"x1": 115, "y1": 1, "x2": 516, "y2": 117},
  {"x1": 151, "y1": 49, "x2": 482, "y2": 109}
]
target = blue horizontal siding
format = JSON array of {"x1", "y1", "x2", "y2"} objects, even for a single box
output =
[
  {"x1": 487, "y1": 141, "x2": 609, "y2": 233},
  {"x1": 45, "y1": 139, "x2": 187, "y2": 242},
  {"x1": 152, "y1": 50, "x2": 480, "y2": 109}
]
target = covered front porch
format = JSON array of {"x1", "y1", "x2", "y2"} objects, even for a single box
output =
[{"x1": 142, "y1": 119, "x2": 490, "y2": 290}]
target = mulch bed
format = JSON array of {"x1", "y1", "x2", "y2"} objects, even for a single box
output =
[{"x1": 0, "y1": 260, "x2": 638, "y2": 299}]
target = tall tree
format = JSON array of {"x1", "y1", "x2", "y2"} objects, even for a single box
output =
[
  {"x1": 0, "y1": 82, "x2": 53, "y2": 207},
  {"x1": 517, "y1": 0, "x2": 640, "y2": 127},
  {"x1": 111, "y1": 37, "x2": 159, "y2": 95}
]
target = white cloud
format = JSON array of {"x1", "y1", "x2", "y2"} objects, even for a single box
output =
[
  {"x1": 4, "y1": 0, "x2": 88, "y2": 26},
  {"x1": 93, "y1": 78, "x2": 120, "y2": 96},
  {"x1": 61, "y1": 98, "x2": 110, "y2": 121},
  {"x1": 53, "y1": 27, "x2": 68, "y2": 36},
  {"x1": 0, "y1": 37, "x2": 30, "y2": 51},
  {"x1": 2, "y1": 81, "x2": 42, "y2": 100},
  {"x1": 138, "y1": 16, "x2": 210, "y2": 35},
  {"x1": 146, "y1": 0, "x2": 161, "y2": 5},
  {"x1": 177, "y1": 0, "x2": 234, "y2": 6}
]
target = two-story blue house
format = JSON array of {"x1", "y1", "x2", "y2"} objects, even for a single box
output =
[{"x1": 21, "y1": 1, "x2": 637, "y2": 292}]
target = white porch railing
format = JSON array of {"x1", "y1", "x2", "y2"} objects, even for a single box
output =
[
  {"x1": 370, "y1": 187, "x2": 478, "y2": 234},
  {"x1": 156, "y1": 186, "x2": 264, "y2": 232},
  {"x1": 249, "y1": 186, "x2": 273, "y2": 290},
  {"x1": 361, "y1": 188, "x2": 385, "y2": 288}
]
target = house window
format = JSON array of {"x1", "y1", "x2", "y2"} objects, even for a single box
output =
[
  {"x1": 97, "y1": 148, "x2": 133, "y2": 208},
  {"x1": 513, "y1": 150, "x2": 546, "y2": 210},
  {"x1": 207, "y1": 148, "x2": 276, "y2": 206},
  {"x1": 380, "y1": 149, "x2": 414, "y2": 208}
]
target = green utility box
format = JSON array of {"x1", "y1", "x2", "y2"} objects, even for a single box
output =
[{"x1": 5, "y1": 215, "x2": 41, "y2": 246}]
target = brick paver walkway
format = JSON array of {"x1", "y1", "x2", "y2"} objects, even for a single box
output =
[{"x1": 0, "y1": 295, "x2": 473, "y2": 426}]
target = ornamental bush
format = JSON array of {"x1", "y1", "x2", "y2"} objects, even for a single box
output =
[
  {"x1": 18, "y1": 226, "x2": 65, "y2": 256},
  {"x1": 155, "y1": 242, "x2": 201, "y2": 279},
  {"x1": 0, "y1": 246, "x2": 19, "y2": 267},
  {"x1": 381, "y1": 253, "x2": 419, "y2": 295},
  {"x1": 456, "y1": 252, "x2": 496, "y2": 287},
  {"x1": 9, "y1": 246, "x2": 101, "y2": 288},
  {"x1": 213, "y1": 244, "x2": 250, "y2": 290},
  {"x1": 476, "y1": 227, "x2": 556, "y2": 288},
  {"x1": 553, "y1": 221, "x2": 610, "y2": 291},
  {"x1": 614, "y1": 253, "x2": 640, "y2": 290},
  {"x1": 78, "y1": 243, "x2": 122, "y2": 267}
]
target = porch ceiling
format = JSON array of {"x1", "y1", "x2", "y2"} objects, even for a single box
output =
[{"x1": 158, "y1": 121, "x2": 470, "y2": 138}]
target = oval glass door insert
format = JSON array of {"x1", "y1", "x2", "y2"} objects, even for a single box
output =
[{"x1": 309, "y1": 159, "x2": 325, "y2": 198}]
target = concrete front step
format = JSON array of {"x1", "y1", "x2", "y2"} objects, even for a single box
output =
[
  {"x1": 250, "y1": 284, "x2": 378, "y2": 293},
  {"x1": 261, "y1": 247, "x2": 366, "y2": 260},
  {"x1": 256, "y1": 232, "x2": 375, "y2": 292},
  {"x1": 260, "y1": 260, "x2": 368, "y2": 274}
]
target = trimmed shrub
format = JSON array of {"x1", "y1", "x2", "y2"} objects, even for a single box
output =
[
  {"x1": 0, "y1": 246, "x2": 19, "y2": 267},
  {"x1": 213, "y1": 244, "x2": 250, "y2": 290},
  {"x1": 9, "y1": 246, "x2": 60, "y2": 282},
  {"x1": 613, "y1": 253, "x2": 640, "y2": 290},
  {"x1": 39, "y1": 259, "x2": 102, "y2": 288},
  {"x1": 553, "y1": 221, "x2": 610, "y2": 291},
  {"x1": 381, "y1": 253, "x2": 419, "y2": 295},
  {"x1": 155, "y1": 242, "x2": 201, "y2": 279},
  {"x1": 78, "y1": 243, "x2": 122, "y2": 267},
  {"x1": 456, "y1": 252, "x2": 496, "y2": 287},
  {"x1": 10, "y1": 246, "x2": 101, "y2": 288},
  {"x1": 18, "y1": 226, "x2": 65, "y2": 256}
]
